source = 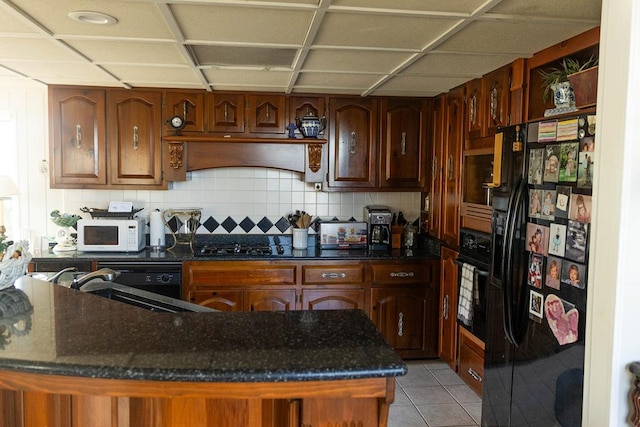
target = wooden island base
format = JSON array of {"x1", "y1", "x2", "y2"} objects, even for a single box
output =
[{"x1": 0, "y1": 370, "x2": 395, "y2": 427}]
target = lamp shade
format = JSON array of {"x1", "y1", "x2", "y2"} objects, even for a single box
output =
[{"x1": 0, "y1": 176, "x2": 18, "y2": 198}]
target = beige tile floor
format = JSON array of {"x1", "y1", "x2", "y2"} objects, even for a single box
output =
[{"x1": 388, "y1": 359, "x2": 481, "y2": 427}]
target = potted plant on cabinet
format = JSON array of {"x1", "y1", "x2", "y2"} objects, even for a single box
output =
[{"x1": 538, "y1": 56, "x2": 598, "y2": 109}]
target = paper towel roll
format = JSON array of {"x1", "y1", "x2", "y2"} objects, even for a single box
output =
[{"x1": 149, "y1": 210, "x2": 165, "y2": 248}]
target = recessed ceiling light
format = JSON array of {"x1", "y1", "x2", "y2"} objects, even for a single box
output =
[{"x1": 68, "y1": 11, "x2": 118, "y2": 25}]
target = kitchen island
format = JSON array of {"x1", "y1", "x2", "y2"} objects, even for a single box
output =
[{"x1": 0, "y1": 276, "x2": 406, "y2": 427}]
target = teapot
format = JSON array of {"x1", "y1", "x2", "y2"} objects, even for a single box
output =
[{"x1": 295, "y1": 113, "x2": 326, "y2": 138}]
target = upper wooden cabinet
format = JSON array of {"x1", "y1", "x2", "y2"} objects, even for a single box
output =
[
  {"x1": 428, "y1": 95, "x2": 445, "y2": 240},
  {"x1": 289, "y1": 96, "x2": 327, "y2": 138},
  {"x1": 163, "y1": 90, "x2": 205, "y2": 134},
  {"x1": 49, "y1": 87, "x2": 107, "y2": 187},
  {"x1": 205, "y1": 93, "x2": 286, "y2": 135},
  {"x1": 49, "y1": 86, "x2": 165, "y2": 189},
  {"x1": 464, "y1": 63, "x2": 511, "y2": 146},
  {"x1": 107, "y1": 89, "x2": 164, "y2": 187},
  {"x1": 328, "y1": 97, "x2": 378, "y2": 189},
  {"x1": 379, "y1": 98, "x2": 428, "y2": 189}
]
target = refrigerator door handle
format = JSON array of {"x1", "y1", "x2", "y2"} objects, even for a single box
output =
[
  {"x1": 510, "y1": 177, "x2": 531, "y2": 345},
  {"x1": 502, "y1": 176, "x2": 526, "y2": 345}
]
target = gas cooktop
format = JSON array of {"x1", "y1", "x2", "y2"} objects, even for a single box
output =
[{"x1": 194, "y1": 235, "x2": 292, "y2": 257}]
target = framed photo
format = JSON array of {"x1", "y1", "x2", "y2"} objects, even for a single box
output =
[
  {"x1": 543, "y1": 145, "x2": 561, "y2": 183},
  {"x1": 569, "y1": 193, "x2": 592, "y2": 224},
  {"x1": 578, "y1": 151, "x2": 593, "y2": 189},
  {"x1": 545, "y1": 256, "x2": 563, "y2": 290},
  {"x1": 548, "y1": 223, "x2": 567, "y2": 257},
  {"x1": 561, "y1": 261, "x2": 587, "y2": 289},
  {"x1": 540, "y1": 190, "x2": 556, "y2": 221},
  {"x1": 528, "y1": 148, "x2": 544, "y2": 185},
  {"x1": 559, "y1": 142, "x2": 579, "y2": 182},
  {"x1": 528, "y1": 253, "x2": 544, "y2": 288},
  {"x1": 555, "y1": 186, "x2": 572, "y2": 219},
  {"x1": 529, "y1": 189, "x2": 543, "y2": 218},
  {"x1": 529, "y1": 290, "x2": 544, "y2": 321},
  {"x1": 580, "y1": 135, "x2": 595, "y2": 153},
  {"x1": 565, "y1": 220, "x2": 588, "y2": 263},
  {"x1": 525, "y1": 223, "x2": 549, "y2": 256}
]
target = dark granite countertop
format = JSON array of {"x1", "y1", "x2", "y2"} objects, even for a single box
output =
[{"x1": 0, "y1": 277, "x2": 407, "y2": 383}]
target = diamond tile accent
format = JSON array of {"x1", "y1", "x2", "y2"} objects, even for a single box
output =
[
  {"x1": 257, "y1": 217, "x2": 273, "y2": 233},
  {"x1": 239, "y1": 217, "x2": 255, "y2": 232},
  {"x1": 221, "y1": 217, "x2": 238, "y2": 233},
  {"x1": 166, "y1": 216, "x2": 179, "y2": 233},
  {"x1": 275, "y1": 216, "x2": 291, "y2": 233},
  {"x1": 202, "y1": 216, "x2": 220, "y2": 233}
]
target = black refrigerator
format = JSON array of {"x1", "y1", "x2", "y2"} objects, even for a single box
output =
[{"x1": 482, "y1": 114, "x2": 594, "y2": 427}]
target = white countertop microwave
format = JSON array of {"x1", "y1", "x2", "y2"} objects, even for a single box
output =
[{"x1": 76, "y1": 218, "x2": 146, "y2": 252}]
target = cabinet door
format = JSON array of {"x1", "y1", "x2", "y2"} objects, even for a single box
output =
[
  {"x1": 465, "y1": 78, "x2": 484, "y2": 140},
  {"x1": 188, "y1": 290, "x2": 243, "y2": 312},
  {"x1": 379, "y1": 98, "x2": 426, "y2": 189},
  {"x1": 439, "y1": 247, "x2": 459, "y2": 370},
  {"x1": 484, "y1": 65, "x2": 511, "y2": 136},
  {"x1": 328, "y1": 98, "x2": 378, "y2": 189},
  {"x1": 164, "y1": 91, "x2": 205, "y2": 133},
  {"x1": 289, "y1": 96, "x2": 326, "y2": 138},
  {"x1": 429, "y1": 96, "x2": 445, "y2": 240},
  {"x1": 247, "y1": 290, "x2": 296, "y2": 311},
  {"x1": 107, "y1": 90, "x2": 163, "y2": 187},
  {"x1": 207, "y1": 93, "x2": 245, "y2": 133},
  {"x1": 441, "y1": 87, "x2": 463, "y2": 248},
  {"x1": 247, "y1": 94, "x2": 286, "y2": 134},
  {"x1": 371, "y1": 287, "x2": 433, "y2": 358},
  {"x1": 49, "y1": 87, "x2": 107, "y2": 187},
  {"x1": 302, "y1": 289, "x2": 365, "y2": 311}
]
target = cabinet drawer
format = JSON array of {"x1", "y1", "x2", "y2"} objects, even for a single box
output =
[
  {"x1": 302, "y1": 265, "x2": 364, "y2": 284},
  {"x1": 458, "y1": 328, "x2": 484, "y2": 396},
  {"x1": 186, "y1": 262, "x2": 296, "y2": 288},
  {"x1": 371, "y1": 263, "x2": 429, "y2": 284}
]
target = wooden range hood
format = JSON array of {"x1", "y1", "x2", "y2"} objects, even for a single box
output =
[{"x1": 163, "y1": 136, "x2": 327, "y2": 183}]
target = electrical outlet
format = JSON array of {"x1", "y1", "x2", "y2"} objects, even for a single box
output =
[
  {"x1": 39, "y1": 160, "x2": 48, "y2": 174},
  {"x1": 314, "y1": 183, "x2": 322, "y2": 191}
]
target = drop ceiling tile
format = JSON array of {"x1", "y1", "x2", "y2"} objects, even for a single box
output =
[
  {"x1": 295, "y1": 72, "x2": 385, "y2": 89},
  {"x1": 304, "y1": 49, "x2": 412, "y2": 73},
  {"x1": 488, "y1": 0, "x2": 601, "y2": 21},
  {"x1": 330, "y1": 0, "x2": 488, "y2": 14},
  {"x1": 192, "y1": 45, "x2": 297, "y2": 68},
  {"x1": 171, "y1": 4, "x2": 313, "y2": 45},
  {"x1": 438, "y1": 21, "x2": 599, "y2": 56},
  {"x1": 0, "y1": 6, "x2": 41, "y2": 34},
  {"x1": 202, "y1": 69, "x2": 292, "y2": 88},
  {"x1": 102, "y1": 64, "x2": 201, "y2": 85},
  {"x1": 375, "y1": 75, "x2": 470, "y2": 96},
  {"x1": 2, "y1": 60, "x2": 115, "y2": 83},
  {"x1": 66, "y1": 40, "x2": 186, "y2": 65},
  {"x1": 10, "y1": 0, "x2": 174, "y2": 39},
  {"x1": 315, "y1": 12, "x2": 459, "y2": 50},
  {"x1": 0, "y1": 38, "x2": 84, "y2": 62},
  {"x1": 401, "y1": 53, "x2": 518, "y2": 77}
]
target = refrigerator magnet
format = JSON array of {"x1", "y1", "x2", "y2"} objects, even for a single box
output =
[
  {"x1": 526, "y1": 223, "x2": 550, "y2": 256},
  {"x1": 545, "y1": 256, "x2": 563, "y2": 290},
  {"x1": 538, "y1": 121, "x2": 558, "y2": 142},
  {"x1": 556, "y1": 118, "x2": 579, "y2": 141},
  {"x1": 555, "y1": 186, "x2": 572, "y2": 219},
  {"x1": 561, "y1": 261, "x2": 587, "y2": 289},
  {"x1": 565, "y1": 220, "x2": 588, "y2": 263},
  {"x1": 529, "y1": 290, "x2": 544, "y2": 322},
  {"x1": 548, "y1": 223, "x2": 567, "y2": 257},
  {"x1": 545, "y1": 294, "x2": 579, "y2": 345}
]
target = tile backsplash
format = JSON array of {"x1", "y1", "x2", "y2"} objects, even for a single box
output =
[{"x1": 63, "y1": 168, "x2": 422, "y2": 235}]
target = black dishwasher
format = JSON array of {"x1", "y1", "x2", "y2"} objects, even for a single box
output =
[{"x1": 95, "y1": 261, "x2": 182, "y2": 299}]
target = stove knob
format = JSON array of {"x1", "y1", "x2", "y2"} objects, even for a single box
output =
[{"x1": 160, "y1": 274, "x2": 171, "y2": 283}]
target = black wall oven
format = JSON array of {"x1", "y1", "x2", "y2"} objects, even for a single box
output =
[{"x1": 456, "y1": 228, "x2": 491, "y2": 342}]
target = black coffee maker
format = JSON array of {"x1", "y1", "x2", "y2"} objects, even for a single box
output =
[{"x1": 364, "y1": 206, "x2": 392, "y2": 251}]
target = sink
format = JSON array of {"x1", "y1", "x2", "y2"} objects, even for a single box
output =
[{"x1": 79, "y1": 281, "x2": 217, "y2": 313}]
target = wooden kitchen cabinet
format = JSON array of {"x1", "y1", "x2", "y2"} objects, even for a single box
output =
[
  {"x1": 439, "y1": 246, "x2": 459, "y2": 370},
  {"x1": 465, "y1": 78, "x2": 485, "y2": 142},
  {"x1": 289, "y1": 95, "x2": 327, "y2": 138},
  {"x1": 49, "y1": 87, "x2": 107, "y2": 188},
  {"x1": 458, "y1": 326, "x2": 485, "y2": 396},
  {"x1": 301, "y1": 263, "x2": 367, "y2": 311},
  {"x1": 427, "y1": 95, "x2": 445, "y2": 239},
  {"x1": 247, "y1": 94, "x2": 286, "y2": 134},
  {"x1": 379, "y1": 98, "x2": 428, "y2": 189},
  {"x1": 370, "y1": 261, "x2": 438, "y2": 359},
  {"x1": 207, "y1": 92, "x2": 245, "y2": 133},
  {"x1": 163, "y1": 90, "x2": 205, "y2": 134},
  {"x1": 189, "y1": 289, "x2": 243, "y2": 311},
  {"x1": 302, "y1": 289, "x2": 365, "y2": 311},
  {"x1": 107, "y1": 89, "x2": 164, "y2": 187},
  {"x1": 50, "y1": 86, "x2": 165, "y2": 189},
  {"x1": 206, "y1": 93, "x2": 286, "y2": 135},
  {"x1": 247, "y1": 289, "x2": 296, "y2": 311},
  {"x1": 328, "y1": 97, "x2": 378, "y2": 189}
]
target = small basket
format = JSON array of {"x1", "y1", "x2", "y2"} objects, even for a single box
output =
[{"x1": 0, "y1": 241, "x2": 32, "y2": 291}]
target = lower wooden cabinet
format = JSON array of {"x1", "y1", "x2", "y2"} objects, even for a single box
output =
[
  {"x1": 458, "y1": 327, "x2": 485, "y2": 396},
  {"x1": 439, "y1": 247, "x2": 459, "y2": 370},
  {"x1": 184, "y1": 259, "x2": 439, "y2": 358}
]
